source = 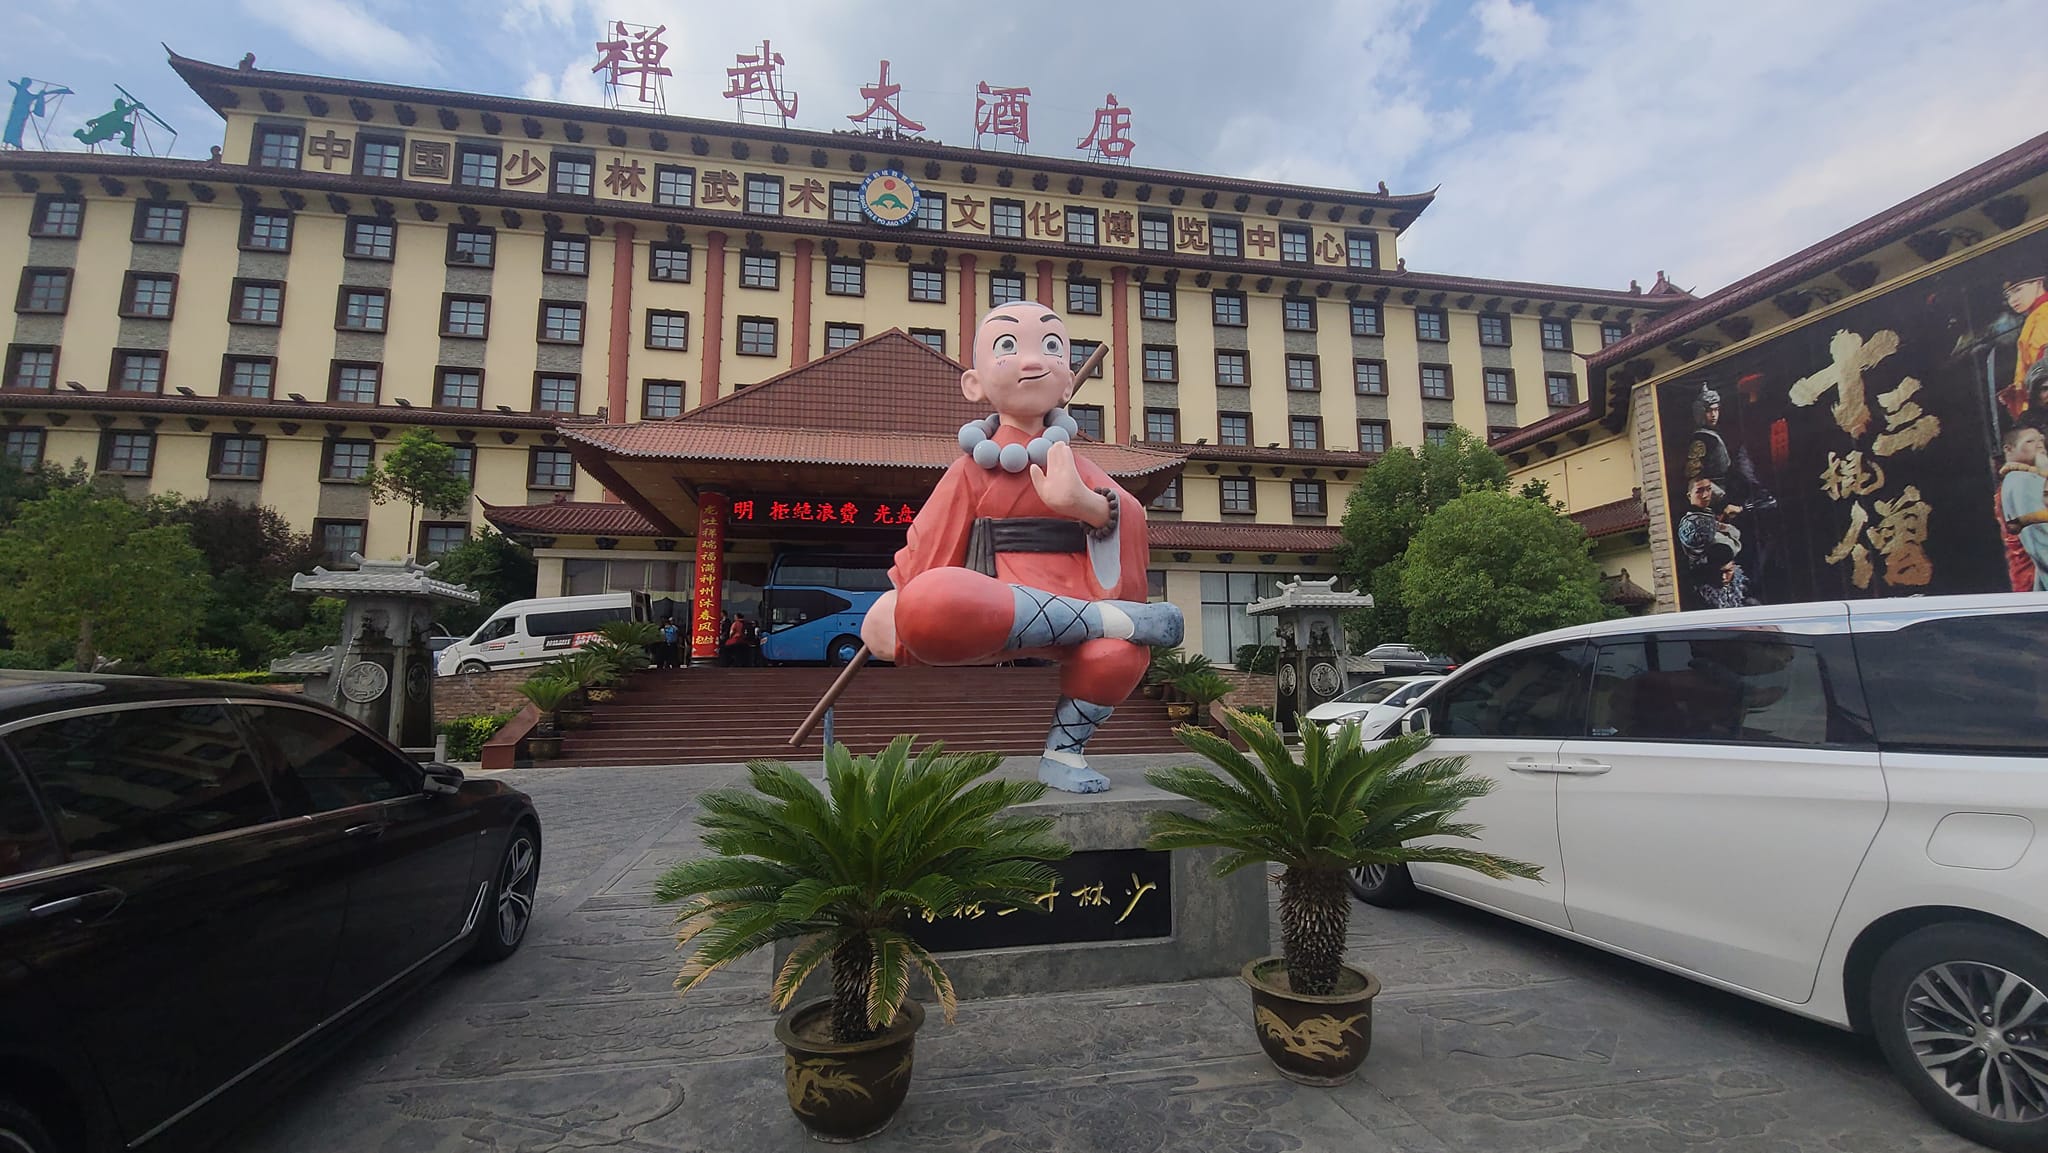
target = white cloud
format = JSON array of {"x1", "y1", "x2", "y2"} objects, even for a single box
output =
[
  {"x1": 1473, "y1": 0, "x2": 1550, "y2": 73},
  {"x1": 239, "y1": 0, "x2": 435, "y2": 75}
]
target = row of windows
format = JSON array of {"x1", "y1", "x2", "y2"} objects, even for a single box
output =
[
  {"x1": 1136, "y1": 346, "x2": 1578, "y2": 405},
  {"x1": 1145, "y1": 475, "x2": 1332, "y2": 518},
  {"x1": 1135, "y1": 409, "x2": 1451, "y2": 456}
]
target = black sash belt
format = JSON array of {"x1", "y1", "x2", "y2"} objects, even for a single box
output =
[{"x1": 965, "y1": 517, "x2": 1088, "y2": 576}]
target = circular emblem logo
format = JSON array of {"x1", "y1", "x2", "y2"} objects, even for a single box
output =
[
  {"x1": 406, "y1": 661, "x2": 430, "y2": 702},
  {"x1": 860, "y1": 169, "x2": 921, "y2": 226},
  {"x1": 340, "y1": 660, "x2": 390, "y2": 704},
  {"x1": 1277, "y1": 664, "x2": 1298, "y2": 696},
  {"x1": 1309, "y1": 662, "x2": 1343, "y2": 697}
]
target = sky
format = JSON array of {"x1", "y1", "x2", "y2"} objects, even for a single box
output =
[{"x1": 9, "y1": 0, "x2": 2047, "y2": 296}]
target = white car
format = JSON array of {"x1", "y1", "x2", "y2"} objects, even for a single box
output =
[
  {"x1": 1304, "y1": 675, "x2": 1442, "y2": 738},
  {"x1": 1355, "y1": 593, "x2": 2048, "y2": 1152}
]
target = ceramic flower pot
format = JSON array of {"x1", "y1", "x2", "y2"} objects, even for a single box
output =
[
  {"x1": 527, "y1": 734, "x2": 563, "y2": 760},
  {"x1": 1166, "y1": 701, "x2": 1196, "y2": 721},
  {"x1": 774, "y1": 996, "x2": 925, "y2": 1142},
  {"x1": 557, "y1": 708, "x2": 592, "y2": 730},
  {"x1": 1242, "y1": 955, "x2": 1381, "y2": 1086}
]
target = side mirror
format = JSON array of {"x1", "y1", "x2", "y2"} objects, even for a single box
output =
[
  {"x1": 422, "y1": 762, "x2": 465, "y2": 796},
  {"x1": 1398, "y1": 707, "x2": 1431, "y2": 736}
]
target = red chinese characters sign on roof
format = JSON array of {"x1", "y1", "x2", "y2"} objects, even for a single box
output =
[
  {"x1": 847, "y1": 59, "x2": 923, "y2": 138},
  {"x1": 729, "y1": 496, "x2": 923, "y2": 528},
  {"x1": 975, "y1": 81, "x2": 1031, "y2": 148},
  {"x1": 592, "y1": 21, "x2": 671, "y2": 112}
]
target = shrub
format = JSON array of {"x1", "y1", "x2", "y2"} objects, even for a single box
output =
[
  {"x1": 0, "y1": 648, "x2": 53, "y2": 670},
  {"x1": 439, "y1": 711, "x2": 516, "y2": 761}
]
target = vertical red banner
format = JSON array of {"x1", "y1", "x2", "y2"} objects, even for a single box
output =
[{"x1": 690, "y1": 493, "x2": 728, "y2": 660}]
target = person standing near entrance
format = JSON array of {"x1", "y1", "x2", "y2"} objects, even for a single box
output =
[{"x1": 660, "y1": 617, "x2": 681, "y2": 669}]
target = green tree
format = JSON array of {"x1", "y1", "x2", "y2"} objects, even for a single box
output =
[
  {"x1": 146, "y1": 497, "x2": 325, "y2": 667},
  {"x1": 431, "y1": 528, "x2": 537, "y2": 634},
  {"x1": 1399, "y1": 489, "x2": 1615, "y2": 661},
  {"x1": 364, "y1": 429, "x2": 471, "y2": 553},
  {"x1": 0, "y1": 485, "x2": 211, "y2": 669},
  {"x1": 1337, "y1": 427, "x2": 1508, "y2": 644}
]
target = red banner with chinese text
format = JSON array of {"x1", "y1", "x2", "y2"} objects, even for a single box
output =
[{"x1": 690, "y1": 494, "x2": 727, "y2": 660}]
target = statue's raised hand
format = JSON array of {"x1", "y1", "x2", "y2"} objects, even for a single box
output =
[{"x1": 1029, "y1": 441, "x2": 1111, "y2": 528}]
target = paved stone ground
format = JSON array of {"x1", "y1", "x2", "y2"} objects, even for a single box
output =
[{"x1": 220, "y1": 757, "x2": 1978, "y2": 1153}]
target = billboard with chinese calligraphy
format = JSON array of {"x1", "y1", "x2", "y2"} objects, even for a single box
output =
[
  {"x1": 728, "y1": 495, "x2": 922, "y2": 529},
  {"x1": 907, "y1": 848, "x2": 1171, "y2": 953},
  {"x1": 690, "y1": 494, "x2": 728, "y2": 659},
  {"x1": 1656, "y1": 228, "x2": 2048, "y2": 610}
]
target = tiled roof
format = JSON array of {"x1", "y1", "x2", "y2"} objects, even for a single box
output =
[
  {"x1": 1148, "y1": 522, "x2": 1344, "y2": 553},
  {"x1": 688, "y1": 332, "x2": 983, "y2": 435},
  {"x1": 291, "y1": 558, "x2": 480, "y2": 602},
  {"x1": 1488, "y1": 402, "x2": 1596, "y2": 454},
  {"x1": 1602, "y1": 572, "x2": 1657, "y2": 605},
  {"x1": 0, "y1": 389, "x2": 559, "y2": 430},
  {"x1": 560, "y1": 422, "x2": 1183, "y2": 477},
  {"x1": 1172, "y1": 441, "x2": 1379, "y2": 468},
  {"x1": 1572, "y1": 495, "x2": 1651, "y2": 539},
  {"x1": 481, "y1": 500, "x2": 662, "y2": 538}
]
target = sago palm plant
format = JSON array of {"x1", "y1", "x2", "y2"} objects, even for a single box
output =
[
  {"x1": 1147, "y1": 709, "x2": 1541, "y2": 996},
  {"x1": 654, "y1": 736, "x2": 1070, "y2": 1042}
]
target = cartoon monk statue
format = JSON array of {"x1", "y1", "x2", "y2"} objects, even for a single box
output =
[{"x1": 856, "y1": 302, "x2": 1184, "y2": 793}]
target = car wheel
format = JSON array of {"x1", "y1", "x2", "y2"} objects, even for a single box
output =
[
  {"x1": 471, "y1": 823, "x2": 540, "y2": 963},
  {"x1": 458, "y1": 660, "x2": 489, "y2": 675},
  {"x1": 1347, "y1": 862, "x2": 1419, "y2": 907},
  {"x1": 1869, "y1": 922, "x2": 2048, "y2": 1152},
  {"x1": 0, "y1": 1096, "x2": 61, "y2": 1153},
  {"x1": 828, "y1": 635, "x2": 863, "y2": 666}
]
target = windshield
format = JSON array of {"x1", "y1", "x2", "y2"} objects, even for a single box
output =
[
  {"x1": 1385, "y1": 679, "x2": 1438, "y2": 707},
  {"x1": 1330, "y1": 678, "x2": 1411, "y2": 705}
]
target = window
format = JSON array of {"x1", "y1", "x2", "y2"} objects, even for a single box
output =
[
  {"x1": 251, "y1": 706, "x2": 415, "y2": 814},
  {"x1": 1357, "y1": 419, "x2": 1389, "y2": 455},
  {"x1": 338, "y1": 288, "x2": 388, "y2": 332},
  {"x1": 984, "y1": 272, "x2": 1023, "y2": 307},
  {"x1": 210, "y1": 434, "x2": 265, "y2": 480},
  {"x1": 3, "y1": 428, "x2": 44, "y2": 470},
  {"x1": 100, "y1": 430, "x2": 155, "y2": 476},
  {"x1": 16, "y1": 269, "x2": 69, "y2": 314},
  {"x1": 1345, "y1": 231, "x2": 1377, "y2": 269},
  {"x1": 909, "y1": 328, "x2": 946, "y2": 354},
  {"x1": 1069, "y1": 340, "x2": 1103, "y2": 378},
  {"x1": 253, "y1": 124, "x2": 302, "y2": 169},
  {"x1": 1069, "y1": 405, "x2": 1104, "y2": 441},
  {"x1": 744, "y1": 173, "x2": 782, "y2": 215},
  {"x1": 1144, "y1": 408, "x2": 1179, "y2": 443},
  {"x1": 740, "y1": 252, "x2": 779, "y2": 289},
  {"x1": 826, "y1": 258, "x2": 865, "y2": 297},
  {"x1": 442, "y1": 295, "x2": 489, "y2": 338},
  {"x1": 222, "y1": 357, "x2": 274, "y2": 398},
  {"x1": 1292, "y1": 480, "x2": 1327, "y2": 516},
  {"x1": 545, "y1": 235, "x2": 589, "y2": 275},
  {"x1": 1546, "y1": 372, "x2": 1578, "y2": 406},
  {"x1": 1067, "y1": 206, "x2": 1097, "y2": 246},
  {"x1": 654, "y1": 165, "x2": 695, "y2": 207},
  {"x1": 1139, "y1": 213, "x2": 1172, "y2": 252},
  {"x1": 1541, "y1": 318, "x2": 1572, "y2": 351},
  {"x1": 448, "y1": 226, "x2": 494, "y2": 267},
  {"x1": 1424, "y1": 423, "x2": 1453, "y2": 447},
  {"x1": 1219, "y1": 412, "x2": 1250, "y2": 446},
  {"x1": 121, "y1": 273, "x2": 175, "y2": 319},
  {"x1": 535, "y1": 374, "x2": 579, "y2": 414},
  {"x1": 530, "y1": 447, "x2": 576, "y2": 489},
  {"x1": 1290, "y1": 416, "x2": 1322, "y2": 450},
  {"x1": 552, "y1": 153, "x2": 595, "y2": 198},
  {"x1": 1285, "y1": 355, "x2": 1319, "y2": 392},
  {"x1": 316, "y1": 519, "x2": 365, "y2": 563},
  {"x1": 30, "y1": 194, "x2": 83, "y2": 238},
  {"x1": 1421, "y1": 364, "x2": 1452, "y2": 399},
  {"x1": 110, "y1": 350, "x2": 164, "y2": 393},
  {"x1": 1484, "y1": 368, "x2": 1515, "y2": 404},
  {"x1": 231, "y1": 279, "x2": 284, "y2": 325},
  {"x1": 1415, "y1": 308, "x2": 1447, "y2": 342},
  {"x1": 1353, "y1": 358, "x2": 1386, "y2": 395},
  {"x1": 356, "y1": 135, "x2": 403, "y2": 179},
  {"x1": 539, "y1": 301, "x2": 584, "y2": 344},
  {"x1": 331, "y1": 362, "x2": 380, "y2": 404},
  {"x1": 1350, "y1": 301, "x2": 1383, "y2": 337},
  {"x1": 828, "y1": 183, "x2": 863, "y2": 223},
  {"x1": 644, "y1": 380, "x2": 684, "y2": 418},
  {"x1": 1141, "y1": 284, "x2": 1175, "y2": 321},
  {"x1": 420, "y1": 523, "x2": 468, "y2": 560},
  {"x1": 1602, "y1": 321, "x2": 1628, "y2": 347},
  {"x1": 1479, "y1": 314, "x2": 1510, "y2": 346},
  {"x1": 1584, "y1": 633, "x2": 1856, "y2": 747},
  {"x1": 1067, "y1": 278, "x2": 1101, "y2": 315},
  {"x1": 1432, "y1": 642, "x2": 1589, "y2": 738},
  {"x1": 1152, "y1": 477, "x2": 1182, "y2": 511},
  {"x1": 0, "y1": 757, "x2": 57, "y2": 881},
  {"x1": 1210, "y1": 219, "x2": 1241, "y2": 258},
  {"x1": 649, "y1": 243, "x2": 691, "y2": 282},
  {"x1": 1143, "y1": 345, "x2": 1178, "y2": 383},
  {"x1": 323, "y1": 438, "x2": 374, "y2": 481},
  {"x1": 13, "y1": 704, "x2": 274, "y2": 856},
  {"x1": 345, "y1": 217, "x2": 395, "y2": 260},
  {"x1": 1279, "y1": 225, "x2": 1310, "y2": 264},
  {"x1": 910, "y1": 267, "x2": 946, "y2": 302},
  {"x1": 737, "y1": 316, "x2": 778, "y2": 356},
  {"x1": 6, "y1": 345, "x2": 56, "y2": 391},
  {"x1": 824, "y1": 322, "x2": 863, "y2": 352},
  {"x1": 456, "y1": 145, "x2": 499, "y2": 188},
  {"x1": 646, "y1": 310, "x2": 689, "y2": 350},
  {"x1": 1857, "y1": 610, "x2": 2046, "y2": 755},
  {"x1": 914, "y1": 193, "x2": 946, "y2": 232},
  {"x1": 1216, "y1": 350, "x2": 1249, "y2": 386},
  {"x1": 435, "y1": 368, "x2": 482, "y2": 409},
  {"x1": 1212, "y1": 291, "x2": 1246, "y2": 327},
  {"x1": 242, "y1": 208, "x2": 292, "y2": 251},
  {"x1": 1220, "y1": 477, "x2": 1255, "y2": 513},
  {"x1": 133, "y1": 202, "x2": 186, "y2": 245},
  {"x1": 991, "y1": 199, "x2": 1025, "y2": 238},
  {"x1": 1199, "y1": 571, "x2": 1300, "y2": 663}
]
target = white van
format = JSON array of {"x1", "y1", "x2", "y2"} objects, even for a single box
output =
[{"x1": 436, "y1": 591, "x2": 649, "y2": 676}]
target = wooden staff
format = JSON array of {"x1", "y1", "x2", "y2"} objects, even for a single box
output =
[{"x1": 787, "y1": 340, "x2": 1113, "y2": 749}]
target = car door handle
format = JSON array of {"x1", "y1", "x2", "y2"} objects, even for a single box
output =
[
  {"x1": 30, "y1": 886, "x2": 124, "y2": 920},
  {"x1": 1507, "y1": 758, "x2": 1564, "y2": 774},
  {"x1": 1553, "y1": 760, "x2": 1612, "y2": 776},
  {"x1": 344, "y1": 822, "x2": 388, "y2": 839}
]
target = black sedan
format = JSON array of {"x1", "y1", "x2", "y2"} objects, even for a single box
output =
[{"x1": 0, "y1": 673, "x2": 542, "y2": 1153}]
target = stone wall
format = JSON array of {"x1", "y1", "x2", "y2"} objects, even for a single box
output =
[
  {"x1": 434, "y1": 668, "x2": 532, "y2": 723},
  {"x1": 1213, "y1": 669, "x2": 1276, "y2": 712}
]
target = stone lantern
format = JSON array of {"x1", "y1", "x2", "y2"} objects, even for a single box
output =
[
  {"x1": 271, "y1": 555, "x2": 479, "y2": 757},
  {"x1": 1246, "y1": 577, "x2": 1372, "y2": 735}
]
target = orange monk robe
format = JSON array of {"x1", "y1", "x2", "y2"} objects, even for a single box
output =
[{"x1": 2004, "y1": 298, "x2": 2048, "y2": 420}]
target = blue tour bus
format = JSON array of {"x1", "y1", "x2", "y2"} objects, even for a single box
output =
[{"x1": 757, "y1": 551, "x2": 894, "y2": 665}]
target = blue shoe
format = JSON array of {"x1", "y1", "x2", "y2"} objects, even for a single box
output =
[{"x1": 1038, "y1": 755, "x2": 1110, "y2": 794}]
